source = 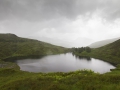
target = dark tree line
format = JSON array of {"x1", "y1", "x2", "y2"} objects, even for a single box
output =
[{"x1": 72, "y1": 47, "x2": 91, "y2": 53}]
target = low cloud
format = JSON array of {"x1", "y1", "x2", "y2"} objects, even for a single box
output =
[{"x1": 0, "y1": 0, "x2": 120, "y2": 47}]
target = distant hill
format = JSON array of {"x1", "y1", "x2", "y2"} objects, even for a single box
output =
[
  {"x1": 89, "y1": 37, "x2": 120, "y2": 48},
  {"x1": 0, "y1": 33, "x2": 68, "y2": 60}
]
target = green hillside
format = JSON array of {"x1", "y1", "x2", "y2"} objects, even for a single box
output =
[
  {"x1": 0, "y1": 33, "x2": 68, "y2": 60},
  {"x1": 74, "y1": 39, "x2": 120, "y2": 65},
  {"x1": 90, "y1": 39, "x2": 120, "y2": 65}
]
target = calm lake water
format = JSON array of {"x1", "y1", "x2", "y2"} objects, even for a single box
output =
[{"x1": 15, "y1": 53, "x2": 115, "y2": 74}]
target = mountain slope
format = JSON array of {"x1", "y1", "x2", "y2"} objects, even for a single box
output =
[
  {"x1": 89, "y1": 37, "x2": 120, "y2": 48},
  {"x1": 0, "y1": 33, "x2": 67, "y2": 60},
  {"x1": 81, "y1": 39, "x2": 120, "y2": 65}
]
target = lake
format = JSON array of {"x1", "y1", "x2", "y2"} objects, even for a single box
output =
[{"x1": 15, "y1": 53, "x2": 115, "y2": 74}]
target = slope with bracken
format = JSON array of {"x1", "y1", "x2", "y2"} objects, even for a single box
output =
[{"x1": 0, "y1": 33, "x2": 68, "y2": 60}]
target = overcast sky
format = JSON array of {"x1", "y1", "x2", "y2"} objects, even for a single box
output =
[{"x1": 0, "y1": 0, "x2": 120, "y2": 47}]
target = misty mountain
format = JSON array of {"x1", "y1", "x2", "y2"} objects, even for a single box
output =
[
  {"x1": 29, "y1": 36, "x2": 72, "y2": 48},
  {"x1": 89, "y1": 37, "x2": 120, "y2": 48},
  {"x1": 29, "y1": 36, "x2": 93, "y2": 48}
]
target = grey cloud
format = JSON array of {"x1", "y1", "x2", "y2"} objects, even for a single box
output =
[
  {"x1": 0, "y1": 0, "x2": 76, "y2": 21},
  {"x1": 97, "y1": 0, "x2": 120, "y2": 20},
  {"x1": 0, "y1": 0, "x2": 120, "y2": 21}
]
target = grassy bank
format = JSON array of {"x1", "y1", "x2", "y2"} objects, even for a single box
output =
[
  {"x1": 0, "y1": 68, "x2": 120, "y2": 90},
  {"x1": 0, "y1": 60, "x2": 19, "y2": 70}
]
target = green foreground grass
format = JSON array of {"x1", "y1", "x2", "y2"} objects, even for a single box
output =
[{"x1": 0, "y1": 68, "x2": 120, "y2": 90}]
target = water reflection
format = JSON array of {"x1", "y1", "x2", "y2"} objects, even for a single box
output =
[
  {"x1": 14, "y1": 53, "x2": 115, "y2": 74},
  {"x1": 75, "y1": 55, "x2": 91, "y2": 61},
  {"x1": 72, "y1": 53, "x2": 91, "y2": 60}
]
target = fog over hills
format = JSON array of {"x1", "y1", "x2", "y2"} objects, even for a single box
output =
[
  {"x1": 89, "y1": 37, "x2": 120, "y2": 48},
  {"x1": 0, "y1": 0, "x2": 120, "y2": 47}
]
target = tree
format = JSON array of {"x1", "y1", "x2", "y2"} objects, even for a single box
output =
[{"x1": 85, "y1": 47, "x2": 91, "y2": 53}]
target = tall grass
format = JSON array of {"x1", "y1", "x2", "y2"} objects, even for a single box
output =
[{"x1": 0, "y1": 68, "x2": 120, "y2": 90}]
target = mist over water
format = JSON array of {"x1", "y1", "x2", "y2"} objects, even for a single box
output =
[{"x1": 16, "y1": 53, "x2": 115, "y2": 74}]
